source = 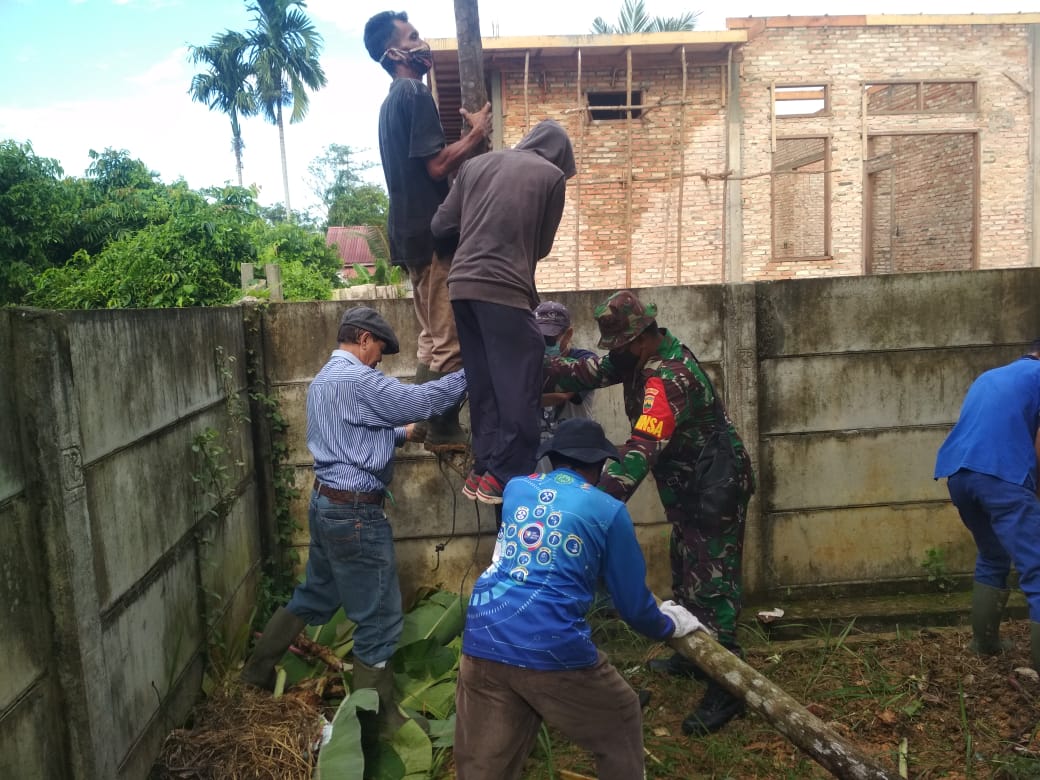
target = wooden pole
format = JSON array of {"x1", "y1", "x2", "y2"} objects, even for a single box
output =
[
  {"x1": 453, "y1": 0, "x2": 489, "y2": 152},
  {"x1": 661, "y1": 602, "x2": 902, "y2": 780},
  {"x1": 523, "y1": 50, "x2": 531, "y2": 134}
]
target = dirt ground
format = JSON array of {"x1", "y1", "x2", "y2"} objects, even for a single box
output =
[{"x1": 520, "y1": 619, "x2": 1040, "y2": 779}]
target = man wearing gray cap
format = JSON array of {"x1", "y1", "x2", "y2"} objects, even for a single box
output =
[{"x1": 241, "y1": 306, "x2": 466, "y2": 738}]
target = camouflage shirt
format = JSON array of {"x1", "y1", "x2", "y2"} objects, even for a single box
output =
[{"x1": 545, "y1": 329, "x2": 752, "y2": 504}]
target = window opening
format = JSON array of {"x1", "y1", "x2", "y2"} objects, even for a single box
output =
[{"x1": 587, "y1": 90, "x2": 643, "y2": 120}]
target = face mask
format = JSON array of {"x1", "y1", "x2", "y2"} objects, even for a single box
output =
[
  {"x1": 609, "y1": 346, "x2": 638, "y2": 373},
  {"x1": 545, "y1": 343, "x2": 561, "y2": 357},
  {"x1": 385, "y1": 44, "x2": 432, "y2": 76}
]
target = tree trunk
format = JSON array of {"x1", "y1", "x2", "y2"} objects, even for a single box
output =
[
  {"x1": 667, "y1": 613, "x2": 901, "y2": 779},
  {"x1": 453, "y1": 0, "x2": 489, "y2": 153},
  {"x1": 276, "y1": 103, "x2": 292, "y2": 220}
]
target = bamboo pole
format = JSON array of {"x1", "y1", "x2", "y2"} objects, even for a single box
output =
[
  {"x1": 625, "y1": 47, "x2": 633, "y2": 289},
  {"x1": 453, "y1": 0, "x2": 489, "y2": 153},
  {"x1": 676, "y1": 46, "x2": 687, "y2": 285}
]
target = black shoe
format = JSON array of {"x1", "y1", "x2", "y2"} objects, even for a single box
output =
[
  {"x1": 646, "y1": 652, "x2": 707, "y2": 680},
  {"x1": 637, "y1": 689, "x2": 651, "y2": 709},
  {"x1": 682, "y1": 683, "x2": 746, "y2": 736}
]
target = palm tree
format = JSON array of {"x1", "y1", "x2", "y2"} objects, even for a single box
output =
[
  {"x1": 189, "y1": 31, "x2": 257, "y2": 187},
  {"x1": 247, "y1": 0, "x2": 327, "y2": 219},
  {"x1": 591, "y1": 0, "x2": 700, "y2": 33}
]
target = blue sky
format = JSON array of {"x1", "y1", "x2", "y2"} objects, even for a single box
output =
[{"x1": 1, "y1": 0, "x2": 1032, "y2": 217}]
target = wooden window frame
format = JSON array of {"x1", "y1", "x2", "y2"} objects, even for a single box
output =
[
  {"x1": 863, "y1": 80, "x2": 978, "y2": 115},
  {"x1": 773, "y1": 83, "x2": 830, "y2": 119}
]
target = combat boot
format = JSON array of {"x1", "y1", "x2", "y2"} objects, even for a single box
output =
[
  {"x1": 682, "y1": 681, "x2": 746, "y2": 736},
  {"x1": 969, "y1": 581, "x2": 1012, "y2": 655},
  {"x1": 240, "y1": 607, "x2": 306, "y2": 690},
  {"x1": 414, "y1": 363, "x2": 468, "y2": 453},
  {"x1": 352, "y1": 659, "x2": 429, "y2": 738}
]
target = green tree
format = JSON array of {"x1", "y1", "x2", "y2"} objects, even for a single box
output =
[
  {"x1": 591, "y1": 0, "x2": 699, "y2": 33},
  {"x1": 0, "y1": 140, "x2": 80, "y2": 305},
  {"x1": 247, "y1": 0, "x2": 328, "y2": 219},
  {"x1": 189, "y1": 30, "x2": 258, "y2": 187},
  {"x1": 307, "y1": 144, "x2": 388, "y2": 229}
]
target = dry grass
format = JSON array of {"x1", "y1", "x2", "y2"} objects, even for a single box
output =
[{"x1": 153, "y1": 685, "x2": 325, "y2": 780}]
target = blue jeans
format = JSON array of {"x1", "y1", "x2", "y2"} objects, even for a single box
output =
[
  {"x1": 947, "y1": 469, "x2": 1040, "y2": 622},
  {"x1": 286, "y1": 492, "x2": 403, "y2": 665}
]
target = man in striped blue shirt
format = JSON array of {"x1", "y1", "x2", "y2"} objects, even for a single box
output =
[{"x1": 242, "y1": 306, "x2": 466, "y2": 736}]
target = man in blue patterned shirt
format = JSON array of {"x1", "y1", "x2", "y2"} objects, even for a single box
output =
[
  {"x1": 454, "y1": 418, "x2": 705, "y2": 779},
  {"x1": 242, "y1": 306, "x2": 466, "y2": 737}
]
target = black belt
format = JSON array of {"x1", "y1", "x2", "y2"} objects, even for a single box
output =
[{"x1": 314, "y1": 480, "x2": 385, "y2": 506}]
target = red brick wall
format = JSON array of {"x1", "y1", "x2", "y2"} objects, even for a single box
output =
[{"x1": 485, "y1": 22, "x2": 1031, "y2": 290}]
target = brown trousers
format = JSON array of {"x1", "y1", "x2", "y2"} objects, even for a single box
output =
[
  {"x1": 454, "y1": 652, "x2": 645, "y2": 780},
  {"x1": 408, "y1": 254, "x2": 461, "y2": 372}
]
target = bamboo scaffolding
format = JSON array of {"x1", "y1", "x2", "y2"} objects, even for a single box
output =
[
  {"x1": 575, "y1": 48, "x2": 583, "y2": 289},
  {"x1": 625, "y1": 47, "x2": 633, "y2": 289},
  {"x1": 676, "y1": 46, "x2": 687, "y2": 285}
]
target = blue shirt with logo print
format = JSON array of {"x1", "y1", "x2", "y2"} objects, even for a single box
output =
[{"x1": 462, "y1": 468, "x2": 675, "y2": 670}]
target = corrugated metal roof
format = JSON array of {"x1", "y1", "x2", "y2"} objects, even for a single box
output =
[{"x1": 327, "y1": 226, "x2": 377, "y2": 268}]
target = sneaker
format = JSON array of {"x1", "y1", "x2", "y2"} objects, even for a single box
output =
[
  {"x1": 475, "y1": 473, "x2": 505, "y2": 504},
  {"x1": 681, "y1": 682, "x2": 745, "y2": 736},
  {"x1": 647, "y1": 651, "x2": 707, "y2": 680},
  {"x1": 462, "y1": 470, "x2": 482, "y2": 500}
]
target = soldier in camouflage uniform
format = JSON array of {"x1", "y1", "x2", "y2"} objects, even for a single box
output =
[{"x1": 544, "y1": 289, "x2": 755, "y2": 736}]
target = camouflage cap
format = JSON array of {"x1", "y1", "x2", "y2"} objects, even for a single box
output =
[{"x1": 594, "y1": 290, "x2": 658, "y2": 350}]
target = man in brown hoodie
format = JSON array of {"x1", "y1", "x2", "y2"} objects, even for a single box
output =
[{"x1": 431, "y1": 120, "x2": 576, "y2": 504}]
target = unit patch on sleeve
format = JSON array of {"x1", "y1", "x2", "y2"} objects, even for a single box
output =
[{"x1": 633, "y1": 376, "x2": 676, "y2": 440}]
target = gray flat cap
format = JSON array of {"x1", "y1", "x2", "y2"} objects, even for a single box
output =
[{"x1": 338, "y1": 306, "x2": 400, "y2": 355}]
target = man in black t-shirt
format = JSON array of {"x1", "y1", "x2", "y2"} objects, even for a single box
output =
[{"x1": 364, "y1": 10, "x2": 491, "y2": 450}]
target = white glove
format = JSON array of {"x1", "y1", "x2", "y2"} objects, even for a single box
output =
[{"x1": 659, "y1": 600, "x2": 704, "y2": 638}]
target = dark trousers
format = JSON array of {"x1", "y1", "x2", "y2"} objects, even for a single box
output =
[
  {"x1": 451, "y1": 299, "x2": 542, "y2": 482},
  {"x1": 454, "y1": 652, "x2": 645, "y2": 780}
]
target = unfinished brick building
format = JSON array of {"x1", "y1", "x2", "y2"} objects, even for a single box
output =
[{"x1": 429, "y1": 14, "x2": 1040, "y2": 290}]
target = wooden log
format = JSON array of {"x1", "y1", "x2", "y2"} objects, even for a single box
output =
[
  {"x1": 664, "y1": 608, "x2": 901, "y2": 779},
  {"x1": 453, "y1": 0, "x2": 490, "y2": 153}
]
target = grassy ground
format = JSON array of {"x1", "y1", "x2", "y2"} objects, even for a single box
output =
[{"x1": 438, "y1": 614, "x2": 1040, "y2": 780}]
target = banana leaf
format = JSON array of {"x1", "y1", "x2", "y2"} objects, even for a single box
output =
[
  {"x1": 315, "y1": 687, "x2": 377, "y2": 780},
  {"x1": 396, "y1": 591, "x2": 464, "y2": 648}
]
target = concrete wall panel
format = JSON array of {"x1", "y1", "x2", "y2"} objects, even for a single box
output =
[
  {"x1": 102, "y1": 547, "x2": 201, "y2": 763},
  {"x1": 766, "y1": 503, "x2": 974, "y2": 587},
  {"x1": 761, "y1": 428, "x2": 950, "y2": 511},
  {"x1": 0, "y1": 681, "x2": 67, "y2": 780},
  {"x1": 0, "y1": 311, "x2": 22, "y2": 503},
  {"x1": 760, "y1": 346, "x2": 1025, "y2": 434},
  {"x1": 0, "y1": 498, "x2": 50, "y2": 713},
  {"x1": 757, "y1": 270, "x2": 1040, "y2": 357},
  {"x1": 67, "y1": 309, "x2": 246, "y2": 465},
  {"x1": 86, "y1": 403, "x2": 253, "y2": 609}
]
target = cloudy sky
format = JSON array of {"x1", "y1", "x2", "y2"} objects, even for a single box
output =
[{"x1": 1, "y1": 0, "x2": 1031, "y2": 216}]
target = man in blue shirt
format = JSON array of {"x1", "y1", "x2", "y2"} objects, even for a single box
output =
[
  {"x1": 454, "y1": 418, "x2": 704, "y2": 779},
  {"x1": 934, "y1": 340, "x2": 1040, "y2": 670},
  {"x1": 242, "y1": 306, "x2": 467, "y2": 736}
]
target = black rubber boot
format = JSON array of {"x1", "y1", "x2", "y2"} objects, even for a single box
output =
[
  {"x1": 637, "y1": 689, "x2": 652, "y2": 709},
  {"x1": 353, "y1": 659, "x2": 429, "y2": 737},
  {"x1": 414, "y1": 363, "x2": 468, "y2": 452},
  {"x1": 969, "y1": 581, "x2": 1012, "y2": 655},
  {"x1": 682, "y1": 681, "x2": 746, "y2": 736},
  {"x1": 240, "y1": 607, "x2": 306, "y2": 690},
  {"x1": 647, "y1": 651, "x2": 707, "y2": 680}
]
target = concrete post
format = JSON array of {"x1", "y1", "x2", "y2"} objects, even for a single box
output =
[
  {"x1": 265, "y1": 264, "x2": 283, "y2": 302},
  {"x1": 721, "y1": 284, "x2": 763, "y2": 594},
  {"x1": 242, "y1": 304, "x2": 279, "y2": 568},
  {"x1": 240, "y1": 262, "x2": 255, "y2": 291},
  {"x1": 12, "y1": 308, "x2": 116, "y2": 780}
]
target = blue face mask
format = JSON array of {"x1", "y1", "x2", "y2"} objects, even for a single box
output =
[{"x1": 545, "y1": 343, "x2": 561, "y2": 357}]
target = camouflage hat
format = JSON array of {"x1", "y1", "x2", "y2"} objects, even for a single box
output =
[{"x1": 594, "y1": 290, "x2": 658, "y2": 350}]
